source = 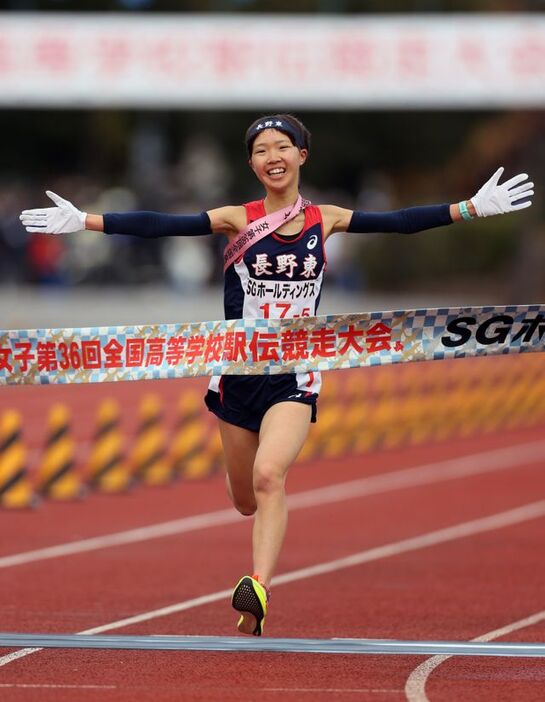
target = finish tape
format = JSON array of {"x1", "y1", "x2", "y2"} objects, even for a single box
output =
[{"x1": 1, "y1": 304, "x2": 543, "y2": 386}]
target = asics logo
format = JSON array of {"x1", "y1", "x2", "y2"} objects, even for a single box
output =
[
  {"x1": 288, "y1": 393, "x2": 303, "y2": 399},
  {"x1": 307, "y1": 234, "x2": 318, "y2": 250}
]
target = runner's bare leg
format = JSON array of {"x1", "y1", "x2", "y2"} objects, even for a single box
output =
[
  {"x1": 218, "y1": 419, "x2": 259, "y2": 516},
  {"x1": 251, "y1": 402, "x2": 312, "y2": 586}
]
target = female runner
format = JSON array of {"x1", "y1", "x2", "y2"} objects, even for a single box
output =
[{"x1": 20, "y1": 114, "x2": 533, "y2": 636}]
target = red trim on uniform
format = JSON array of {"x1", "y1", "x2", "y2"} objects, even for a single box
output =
[
  {"x1": 243, "y1": 200, "x2": 324, "y2": 247},
  {"x1": 314, "y1": 206, "x2": 328, "y2": 272},
  {"x1": 219, "y1": 376, "x2": 224, "y2": 405},
  {"x1": 272, "y1": 229, "x2": 305, "y2": 244},
  {"x1": 304, "y1": 205, "x2": 322, "y2": 229},
  {"x1": 305, "y1": 371, "x2": 315, "y2": 388},
  {"x1": 242, "y1": 199, "x2": 326, "y2": 280},
  {"x1": 272, "y1": 204, "x2": 321, "y2": 245},
  {"x1": 239, "y1": 201, "x2": 266, "y2": 264},
  {"x1": 244, "y1": 200, "x2": 266, "y2": 225}
]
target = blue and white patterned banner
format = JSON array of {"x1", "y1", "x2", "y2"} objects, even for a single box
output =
[{"x1": 1, "y1": 305, "x2": 544, "y2": 386}]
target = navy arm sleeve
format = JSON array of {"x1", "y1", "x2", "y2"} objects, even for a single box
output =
[
  {"x1": 103, "y1": 211, "x2": 212, "y2": 238},
  {"x1": 347, "y1": 204, "x2": 452, "y2": 234}
]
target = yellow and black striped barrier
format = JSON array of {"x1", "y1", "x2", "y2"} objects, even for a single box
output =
[
  {"x1": 0, "y1": 410, "x2": 37, "y2": 509},
  {"x1": 36, "y1": 404, "x2": 85, "y2": 500},
  {"x1": 130, "y1": 394, "x2": 173, "y2": 486},
  {"x1": 2, "y1": 353, "x2": 545, "y2": 509},
  {"x1": 169, "y1": 391, "x2": 221, "y2": 480},
  {"x1": 87, "y1": 399, "x2": 132, "y2": 493}
]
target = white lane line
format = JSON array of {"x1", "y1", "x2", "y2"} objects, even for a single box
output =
[
  {"x1": 0, "y1": 649, "x2": 40, "y2": 665},
  {"x1": 263, "y1": 689, "x2": 402, "y2": 694},
  {"x1": 404, "y1": 610, "x2": 545, "y2": 702},
  {"x1": 0, "y1": 508, "x2": 243, "y2": 570},
  {"x1": 1, "y1": 498, "x2": 545, "y2": 669},
  {"x1": 2, "y1": 439, "x2": 544, "y2": 570},
  {"x1": 272, "y1": 500, "x2": 545, "y2": 588},
  {"x1": 0, "y1": 683, "x2": 117, "y2": 689}
]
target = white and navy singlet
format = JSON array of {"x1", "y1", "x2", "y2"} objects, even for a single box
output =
[{"x1": 205, "y1": 199, "x2": 327, "y2": 432}]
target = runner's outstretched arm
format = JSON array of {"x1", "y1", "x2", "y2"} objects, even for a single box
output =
[
  {"x1": 321, "y1": 167, "x2": 533, "y2": 237},
  {"x1": 20, "y1": 192, "x2": 246, "y2": 238}
]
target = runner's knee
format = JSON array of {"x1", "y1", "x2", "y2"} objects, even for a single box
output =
[{"x1": 253, "y1": 461, "x2": 286, "y2": 496}]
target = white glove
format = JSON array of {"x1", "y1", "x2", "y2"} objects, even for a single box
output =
[
  {"x1": 470, "y1": 167, "x2": 533, "y2": 217},
  {"x1": 19, "y1": 191, "x2": 87, "y2": 234}
]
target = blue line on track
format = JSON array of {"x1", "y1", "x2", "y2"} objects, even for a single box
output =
[{"x1": 0, "y1": 633, "x2": 544, "y2": 657}]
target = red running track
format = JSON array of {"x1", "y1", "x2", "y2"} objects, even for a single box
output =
[{"x1": 0, "y1": 425, "x2": 545, "y2": 701}]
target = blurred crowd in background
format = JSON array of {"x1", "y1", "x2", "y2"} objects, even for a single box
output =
[
  {"x1": 1, "y1": 109, "x2": 544, "y2": 300},
  {"x1": 1, "y1": 0, "x2": 544, "y2": 303}
]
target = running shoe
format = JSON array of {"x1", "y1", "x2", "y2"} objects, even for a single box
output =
[{"x1": 231, "y1": 574, "x2": 270, "y2": 636}]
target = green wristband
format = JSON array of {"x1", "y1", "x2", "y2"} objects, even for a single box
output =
[{"x1": 459, "y1": 200, "x2": 474, "y2": 221}]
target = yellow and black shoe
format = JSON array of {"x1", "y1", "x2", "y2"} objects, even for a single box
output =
[{"x1": 231, "y1": 574, "x2": 270, "y2": 636}]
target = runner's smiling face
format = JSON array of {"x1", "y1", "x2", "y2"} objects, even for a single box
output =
[{"x1": 249, "y1": 128, "x2": 308, "y2": 192}]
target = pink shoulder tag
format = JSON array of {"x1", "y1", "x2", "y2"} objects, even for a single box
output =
[{"x1": 223, "y1": 195, "x2": 310, "y2": 272}]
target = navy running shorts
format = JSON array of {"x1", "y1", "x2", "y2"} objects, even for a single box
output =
[{"x1": 204, "y1": 374, "x2": 318, "y2": 433}]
